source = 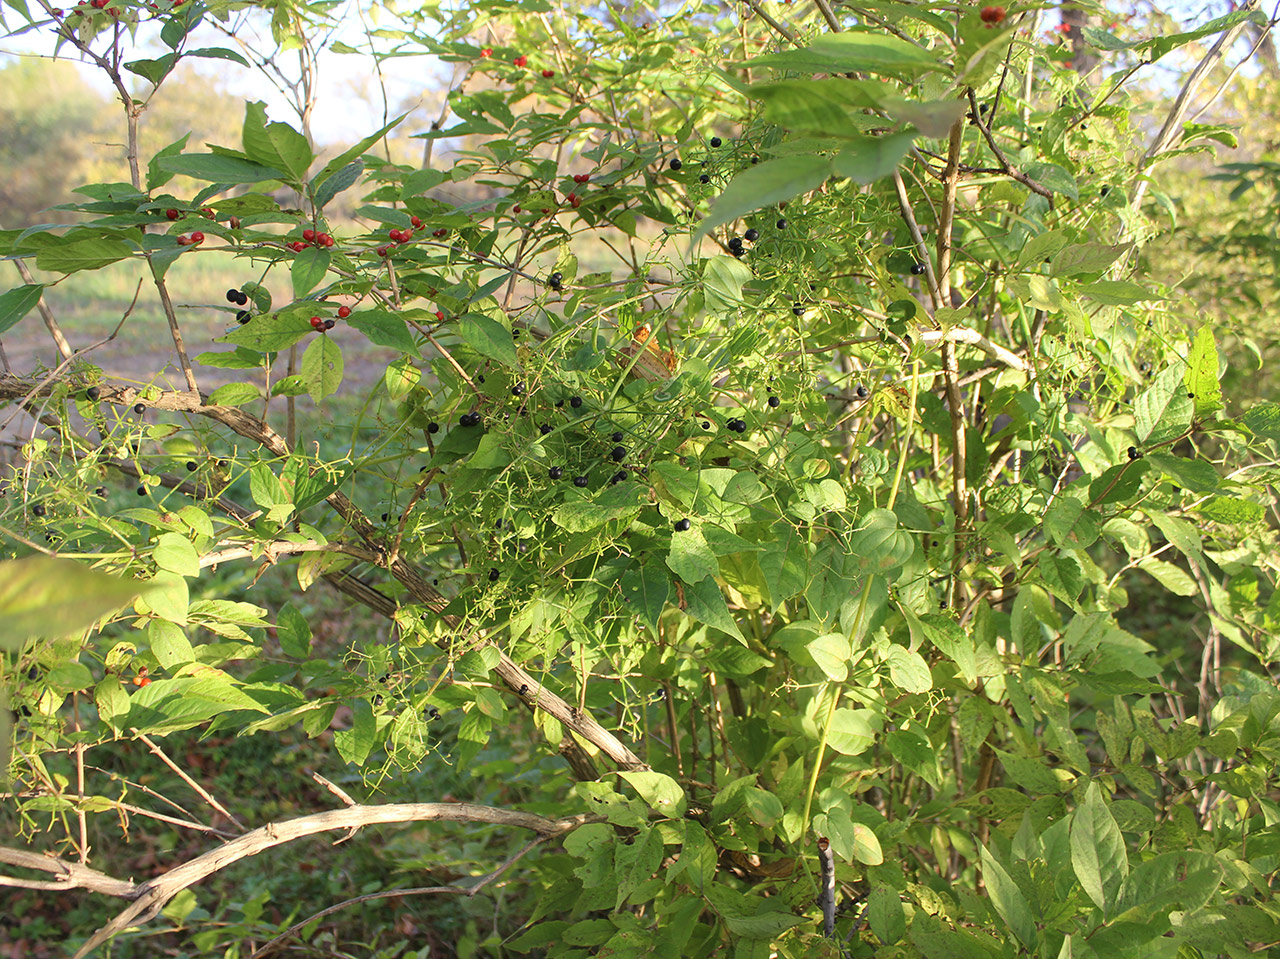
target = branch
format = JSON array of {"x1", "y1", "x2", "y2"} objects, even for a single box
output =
[
  {"x1": 0, "y1": 847, "x2": 135, "y2": 898},
  {"x1": 59, "y1": 803, "x2": 594, "y2": 958}
]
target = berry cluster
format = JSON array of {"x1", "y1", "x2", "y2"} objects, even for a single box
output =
[{"x1": 980, "y1": 5, "x2": 1006, "y2": 23}]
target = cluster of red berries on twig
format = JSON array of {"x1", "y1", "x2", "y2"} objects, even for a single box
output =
[{"x1": 980, "y1": 5, "x2": 1006, "y2": 24}]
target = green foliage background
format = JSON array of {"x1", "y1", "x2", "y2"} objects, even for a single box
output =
[{"x1": 2, "y1": 0, "x2": 1280, "y2": 957}]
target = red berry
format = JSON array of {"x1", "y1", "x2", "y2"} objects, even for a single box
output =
[
  {"x1": 176, "y1": 235, "x2": 191, "y2": 245},
  {"x1": 337, "y1": 305, "x2": 351, "y2": 318},
  {"x1": 399, "y1": 229, "x2": 413, "y2": 242},
  {"x1": 389, "y1": 228, "x2": 402, "y2": 242},
  {"x1": 166, "y1": 209, "x2": 180, "y2": 220},
  {"x1": 323, "y1": 234, "x2": 334, "y2": 247},
  {"x1": 201, "y1": 207, "x2": 215, "y2": 219},
  {"x1": 51, "y1": 7, "x2": 62, "y2": 13},
  {"x1": 513, "y1": 55, "x2": 527, "y2": 67},
  {"x1": 980, "y1": 5, "x2": 1006, "y2": 23},
  {"x1": 134, "y1": 676, "x2": 151, "y2": 687},
  {"x1": 310, "y1": 316, "x2": 323, "y2": 329},
  {"x1": 570, "y1": 196, "x2": 581, "y2": 208},
  {"x1": 480, "y1": 47, "x2": 492, "y2": 57},
  {"x1": 433, "y1": 228, "x2": 448, "y2": 237},
  {"x1": 541, "y1": 207, "x2": 550, "y2": 215},
  {"x1": 542, "y1": 69, "x2": 554, "y2": 78},
  {"x1": 435, "y1": 310, "x2": 444, "y2": 321},
  {"x1": 377, "y1": 246, "x2": 389, "y2": 257},
  {"x1": 303, "y1": 228, "x2": 315, "y2": 241},
  {"x1": 410, "y1": 215, "x2": 422, "y2": 228},
  {"x1": 567, "y1": 192, "x2": 577, "y2": 202},
  {"x1": 512, "y1": 204, "x2": 521, "y2": 213},
  {"x1": 190, "y1": 231, "x2": 204, "y2": 243},
  {"x1": 290, "y1": 241, "x2": 305, "y2": 252}
]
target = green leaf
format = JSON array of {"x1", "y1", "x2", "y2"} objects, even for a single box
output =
[
  {"x1": 0, "y1": 284, "x2": 44, "y2": 335},
  {"x1": 666, "y1": 526, "x2": 719, "y2": 585},
  {"x1": 221, "y1": 308, "x2": 314, "y2": 351},
  {"x1": 127, "y1": 671, "x2": 270, "y2": 736},
  {"x1": 0, "y1": 557, "x2": 142, "y2": 647},
  {"x1": 310, "y1": 112, "x2": 408, "y2": 196},
  {"x1": 885, "y1": 645, "x2": 932, "y2": 693},
  {"x1": 618, "y1": 770, "x2": 685, "y2": 816},
  {"x1": 36, "y1": 238, "x2": 134, "y2": 274},
  {"x1": 868, "y1": 885, "x2": 907, "y2": 944},
  {"x1": 242, "y1": 101, "x2": 312, "y2": 182},
  {"x1": 158, "y1": 154, "x2": 287, "y2": 183},
  {"x1": 1024, "y1": 161, "x2": 1079, "y2": 201},
  {"x1": 148, "y1": 620, "x2": 195, "y2": 669},
  {"x1": 807, "y1": 633, "x2": 852, "y2": 682},
  {"x1": 620, "y1": 566, "x2": 669, "y2": 633},
  {"x1": 918, "y1": 613, "x2": 978, "y2": 685},
  {"x1": 806, "y1": 32, "x2": 945, "y2": 76},
  {"x1": 1185, "y1": 325, "x2": 1223, "y2": 415},
  {"x1": 748, "y1": 79, "x2": 868, "y2": 137},
  {"x1": 552, "y1": 488, "x2": 644, "y2": 532},
  {"x1": 981, "y1": 845, "x2": 1037, "y2": 948},
  {"x1": 313, "y1": 159, "x2": 363, "y2": 210},
  {"x1": 147, "y1": 133, "x2": 190, "y2": 190},
  {"x1": 683, "y1": 577, "x2": 746, "y2": 644},
  {"x1": 826, "y1": 708, "x2": 879, "y2": 756},
  {"x1": 140, "y1": 572, "x2": 189, "y2": 625},
  {"x1": 1243, "y1": 402, "x2": 1280, "y2": 441},
  {"x1": 1134, "y1": 365, "x2": 1192, "y2": 443},
  {"x1": 703, "y1": 254, "x2": 753, "y2": 313},
  {"x1": 694, "y1": 155, "x2": 831, "y2": 243},
  {"x1": 300, "y1": 335, "x2": 343, "y2": 402},
  {"x1": 1137, "y1": 558, "x2": 1197, "y2": 596},
  {"x1": 184, "y1": 46, "x2": 251, "y2": 67},
  {"x1": 276, "y1": 602, "x2": 311, "y2": 657},
  {"x1": 125, "y1": 53, "x2": 177, "y2": 86},
  {"x1": 849, "y1": 509, "x2": 915, "y2": 573},
  {"x1": 291, "y1": 247, "x2": 329, "y2": 297},
  {"x1": 1071, "y1": 781, "x2": 1128, "y2": 914},
  {"x1": 832, "y1": 132, "x2": 916, "y2": 183},
  {"x1": 460, "y1": 312, "x2": 519, "y2": 367},
  {"x1": 1142, "y1": 8, "x2": 1267, "y2": 62},
  {"x1": 208, "y1": 382, "x2": 261, "y2": 407},
  {"x1": 347, "y1": 310, "x2": 417, "y2": 354},
  {"x1": 333, "y1": 698, "x2": 376, "y2": 766},
  {"x1": 153, "y1": 533, "x2": 200, "y2": 578}
]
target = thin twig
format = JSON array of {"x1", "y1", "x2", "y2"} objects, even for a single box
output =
[{"x1": 132, "y1": 732, "x2": 247, "y2": 833}]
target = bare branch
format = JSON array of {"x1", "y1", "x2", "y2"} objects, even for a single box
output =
[{"x1": 73, "y1": 803, "x2": 594, "y2": 958}]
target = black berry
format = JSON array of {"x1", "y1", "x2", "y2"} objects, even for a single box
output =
[
  {"x1": 793, "y1": 305, "x2": 805, "y2": 317},
  {"x1": 574, "y1": 474, "x2": 589, "y2": 488},
  {"x1": 236, "y1": 310, "x2": 251, "y2": 324},
  {"x1": 1127, "y1": 447, "x2": 1142, "y2": 460},
  {"x1": 512, "y1": 383, "x2": 525, "y2": 396},
  {"x1": 94, "y1": 487, "x2": 106, "y2": 497},
  {"x1": 31, "y1": 504, "x2": 46, "y2": 517},
  {"x1": 699, "y1": 174, "x2": 710, "y2": 184},
  {"x1": 549, "y1": 466, "x2": 563, "y2": 479},
  {"x1": 136, "y1": 486, "x2": 147, "y2": 496},
  {"x1": 611, "y1": 445, "x2": 626, "y2": 462},
  {"x1": 702, "y1": 421, "x2": 711, "y2": 429},
  {"x1": 488, "y1": 568, "x2": 499, "y2": 582},
  {"x1": 86, "y1": 386, "x2": 100, "y2": 401},
  {"x1": 768, "y1": 395, "x2": 780, "y2": 409},
  {"x1": 226, "y1": 289, "x2": 240, "y2": 303},
  {"x1": 728, "y1": 236, "x2": 743, "y2": 252},
  {"x1": 323, "y1": 319, "x2": 335, "y2": 330},
  {"x1": 610, "y1": 470, "x2": 627, "y2": 484},
  {"x1": 540, "y1": 424, "x2": 553, "y2": 435},
  {"x1": 570, "y1": 396, "x2": 583, "y2": 409},
  {"x1": 186, "y1": 461, "x2": 197, "y2": 471},
  {"x1": 134, "y1": 403, "x2": 146, "y2": 414},
  {"x1": 548, "y1": 272, "x2": 563, "y2": 291},
  {"x1": 674, "y1": 518, "x2": 691, "y2": 531},
  {"x1": 855, "y1": 385, "x2": 868, "y2": 399},
  {"x1": 710, "y1": 136, "x2": 722, "y2": 147},
  {"x1": 776, "y1": 218, "x2": 787, "y2": 230},
  {"x1": 611, "y1": 431, "x2": 623, "y2": 442},
  {"x1": 461, "y1": 412, "x2": 479, "y2": 427},
  {"x1": 669, "y1": 158, "x2": 682, "y2": 170},
  {"x1": 427, "y1": 422, "x2": 440, "y2": 433},
  {"x1": 744, "y1": 228, "x2": 759, "y2": 242},
  {"x1": 910, "y1": 262, "x2": 927, "y2": 275}
]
